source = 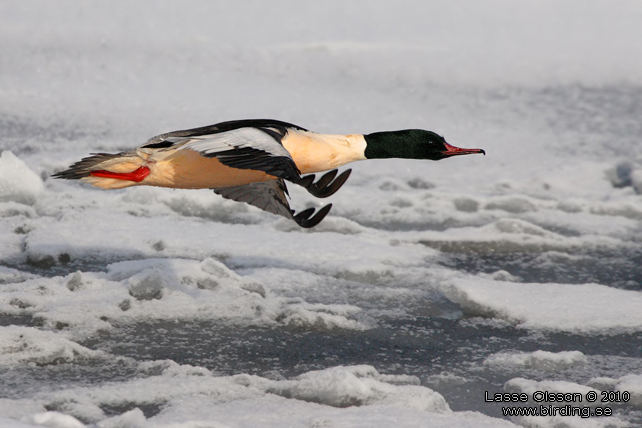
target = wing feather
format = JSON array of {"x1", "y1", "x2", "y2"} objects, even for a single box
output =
[
  {"x1": 212, "y1": 179, "x2": 333, "y2": 228},
  {"x1": 164, "y1": 127, "x2": 301, "y2": 182},
  {"x1": 141, "y1": 119, "x2": 306, "y2": 147},
  {"x1": 213, "y1": 179, "x2": 294, "y2": 220}
]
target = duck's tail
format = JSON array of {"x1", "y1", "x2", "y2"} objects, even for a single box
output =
[{"x1": 53, "y1": 151, "x2": 145, "y2": 189}]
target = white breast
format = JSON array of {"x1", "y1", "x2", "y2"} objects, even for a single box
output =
[{"x1": 281, "y1": 130, "x2": 367, "y2": 174}]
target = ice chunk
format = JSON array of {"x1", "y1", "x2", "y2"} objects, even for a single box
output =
[
  {"x1": 632, "y1": 169, "x2": 642, "y2": 194},
  {"x1": 485, "y1": 197, "x2": 537, "y2": 214},
  {"x1": 418, "y1": 218, "x2": 570, "y2": 255},
  {"x1": 0, "y1": 266, "x2": 36, "y2": 284},
  {"x1": 65, "y1": 272, "x2": 84, "y2": 291},
  {"x1": 442, "y1": 278, "x2": 642, "y2": 332},
  {"x1": 0, "y1": 201, "x2": 37, "y2": 218},
  {"x1": 0, "y1": 326, "x2": 104, "y2": 366},
  {"x1": 261, "y1": 365, "x2": 450, "y2": 412},
  {"x1": 453, "y1": 197, "x2": 479, "y2": 213},
  {"x1": 0, "y1": 151, "x2": 44, "y2": 206},
  {"x1": 43, "y1": 401, "x2": 104, "y2": 426},
  {"x1": 493, "y1": 218, "x2": 547, "y2": 236},
  {"x1": 484, "y1": 350, "x2": 587, "y2": 371},
  {"x1": 606, "y1": 161, "x2": 634, "y2": 188},
  {"x1": 586, "y1": 377, "x2": 620, "y2": 390},
  {"x1": 1, "y1": 359, "x2": 515, "y2": 428},
  {"x1": 95, "y1": 408, "x2": 145, "y2": 428},
  {"x1": 22, "y1": 411, "x2": 85, "y2": 428},
  {"x1": 0, "y1": 399, "x2": 47, "y2": 423},
  {"x1": 614, "y1": 374, "x2": 642, "y2": 409},
  {"x1": 200, "y1": 258, "x2": 243, "y2": 284},
  {"x1": 278, "y1": 304, "x2": 367, "y2": 331},
  {"x1": 127, "y1": 270, "x2": 165, "y2": 301}
]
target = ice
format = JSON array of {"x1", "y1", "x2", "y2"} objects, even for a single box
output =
[
  {"x1": 586, "y1": 377, "x2": 621, "y2": 391},
  {"x1": 484, "y1": 351, "x2": 588, "y2": 372},
  {"x1": 613, "y1": 374, "x2": 642, "y2": 409},
  {"x1": 441, "y1": 278, "x2": 642, "y2": 332},
  {"x1": 152, "y1": 395, "x2": 514, "y2": 428},
  {"x1": 256, "y1": 365, "x2": 449, "y2": 411},
  {"x1": 97, "y1": 409, "x2": 146, "y2": 428},
  {"x1": 2, "y1": 0, "x2": 642, "y2": 426},
  {"x1": 632, "y1": 170, "x2": 642, "y2": 195},
  {"x1": 0, "y1": 258, "x2": 369, "y2": 338},
  {"x1": 22, "y1": 412, "x2": 85, "y2": 428},
  {"x1": 0, "y1": 258, "x2": 367, "y2": 336},
  {"x1": 0, "y1": 326, "x2": 104, "y2": 366},
  {"x1": 0, "y1": 151, "x2": 44, "y2": 206},
  {"x1": 0, "y1": 417, "x2": 39, "y2": 428},
  {"x1": 0, "y1": 400, "x2": 47, "y2": 426},
  {"x1": 1, "y1": 360, "x2": 514, "y2": 428},
  {"x1": 0, "y1": 266, "x2": 36, "y2": 284}
]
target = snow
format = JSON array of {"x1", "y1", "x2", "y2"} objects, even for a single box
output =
[
  {"x1": 441, "y1": 279, "x2": 642, "y2": 333},
  {"x1": 0, "y1": 418, "x2": 37, "y2": 428},
  {"x1": 254, "y1": 365, "x2": 448, "y2": 411},
  {"x1": 0, "y1": 326, "x2": 104, "y2": 366},
  {"x1": 616, "y1": 375, "x2": 642, "y2": 409},
  {"x1": 0, "y1": 151, "x2": 44, "y2": 206},
  {"x1": 2, "y1": 360, "x2": 512, "y2": 428},
  {"x1": 484, "y1": 351, "x2": 588, "y2": 372},
  {"x1": 22, "y1": 412, "x2": 85, "y2": 428},
  {"x1": 2, "y1": 1, "x2": 642, "y2": 427}
]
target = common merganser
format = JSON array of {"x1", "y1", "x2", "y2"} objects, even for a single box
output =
[{"x1": 53, "y1": 119, "x2": 485, "y2": 227}]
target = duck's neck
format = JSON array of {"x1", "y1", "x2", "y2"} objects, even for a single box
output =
[
  {"x1": 282, "y1": 130, "x2": 368, "y2": 174},
  {"x1": 363, "y1": 130, "x2": 424, "y2": 159}
]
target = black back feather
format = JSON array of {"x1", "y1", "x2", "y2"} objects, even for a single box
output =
[{"x1": 142, "y1": 119, "x2": 306, "y2": 148}]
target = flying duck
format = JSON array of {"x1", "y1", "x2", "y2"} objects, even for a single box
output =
[{"x1": 53, "y1": 119, "x2": 485, "y2": 227}]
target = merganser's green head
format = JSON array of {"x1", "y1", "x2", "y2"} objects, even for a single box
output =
[{"x1": 364, "y1": 129, "x2": 485, "y2": 161}]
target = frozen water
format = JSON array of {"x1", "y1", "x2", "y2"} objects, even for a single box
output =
[
  {"x1": 2, "y1": 1, "x2": 642, "y2": 427},
  {"x1": 441, "y1": 278, "x2": 642, "y2": 332},
  {"x1": 0, "y1": 152, "x2": 44, "y2": 206},
  {"x1": 484, "y1": 351, "x2": 588, "y2": 372}
]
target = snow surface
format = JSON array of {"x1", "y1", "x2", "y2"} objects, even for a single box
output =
[
  {"x1": 2, "y1": 1, "x2": 642, "y2": 427},
  {"x1": 484, "y1": 351, "x2": 588, "y2": 372},
  {"x1": 442, "y1": 279, "x2": 642, "y2": 332},
  {"x1": 0, "y1": 151, "x2": 44, "y2": 206}
]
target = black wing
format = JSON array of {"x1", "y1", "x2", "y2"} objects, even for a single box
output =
[
  {"x1": 213, "y1": 179, "x2": 332, "y2": 228},
  {"x1": 142, "y1": 120, "x2": 305, "y2": 183},
  {"x1": 142, "y1": 119, "x2": 307, "y2": 145}
]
